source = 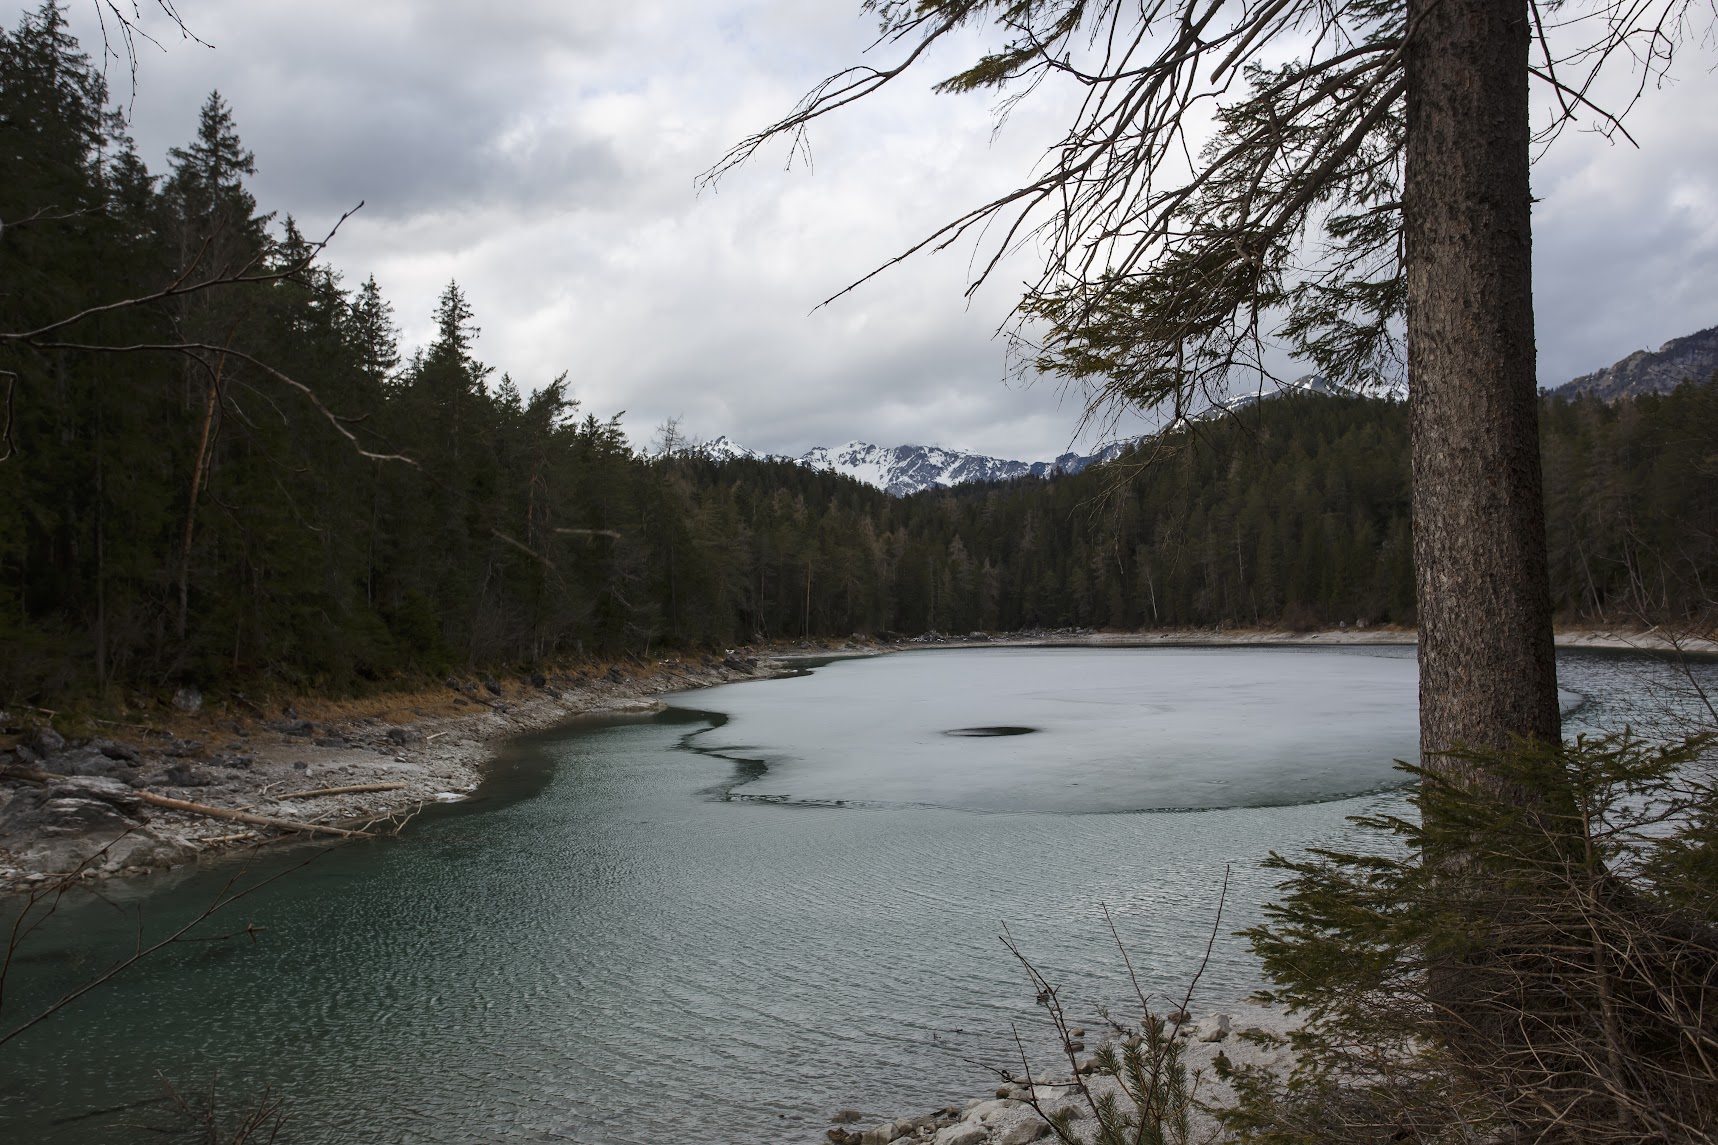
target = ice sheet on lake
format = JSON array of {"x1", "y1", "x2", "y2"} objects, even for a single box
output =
[{"x1": 670, "y1": 646, "x2": 1422, "y2": 813}]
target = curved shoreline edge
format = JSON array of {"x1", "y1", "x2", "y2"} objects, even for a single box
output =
[
  {"x1": 2, "y1": 625, "x2": 1707, "y2": 891},
  {"x1": 0, "y1": 649, "x2": 800, "y2": 892}
]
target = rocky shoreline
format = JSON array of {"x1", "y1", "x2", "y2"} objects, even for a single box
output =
[
  {"x1": 0, "y1": 643, "x2": 854, "y2": 892},
  {"x1": 823, "y1": 1005, "x2": 1300, "y2": 1145},
  {"x1": 3, "y1": 624, "x2": 1705, "y2": 892}
]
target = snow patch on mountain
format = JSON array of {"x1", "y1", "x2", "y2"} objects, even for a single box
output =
[
  {"x1": 691, "y1": 436, "x2": 1135, "y2": 496},
  {"x1": 699, "y1": 435, "x2": 763, "y2": 462},
  {"x1": 695, "y1": 371, "x2": 1403, "y2": 496},
  {"x1": 1219, "y1": 372, "x2": 1408, "y2": 409}
]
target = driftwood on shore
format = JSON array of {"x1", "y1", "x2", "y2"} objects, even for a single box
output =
[
  {"x1": 274, "y1": 782, "x2": 407, "y2": 800},
  {"x1": 133, "y1": 792, "x2": 376, "y2": 838},
  {"x1": 1, "y1": 765, "x2": 63, "y2": 784},
  {"x1": 1, "y1": 765, "x2": 375, "y2": 839}
]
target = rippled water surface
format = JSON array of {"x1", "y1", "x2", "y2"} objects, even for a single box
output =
[{"x1": 0, "y1": 646, "x2": 1707, "y2": 1143}]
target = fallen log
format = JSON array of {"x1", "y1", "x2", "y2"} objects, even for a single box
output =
[
  {"x1": 274, "y1": 782, "x2": 408, "y2": 800},
  {"x1": 131, "y1": 792, "x2": 375, "y2": 839},
  {"x1": 1, "y1": 766, "x2": 375, "y2": 839}
]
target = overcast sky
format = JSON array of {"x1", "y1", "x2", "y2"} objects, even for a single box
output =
[{"x1": 48, "y1": 0, "x2": 1718, "y2": 461}]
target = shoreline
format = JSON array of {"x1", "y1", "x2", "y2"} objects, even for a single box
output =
[
  {"x1": 906, "y1": 624, "x2": 1717, "y2": 653},
  {"x1": 2, "y1": 624, "x2": 1709, "y2": 891},
  {"x1": 823, "y1": 1002, "x2": 1303, "y2": 1145},
  {"x1": 0, "y1": 643, "x2": 851, "y2": 892}
]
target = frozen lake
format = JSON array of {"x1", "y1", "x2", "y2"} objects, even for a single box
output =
[
  {"x1": 0, "y1": 645, "x2": 1700, "y2": 1143},
  {"x1": 683, "y1": 645, "x2": 1424, "y2": 811}
]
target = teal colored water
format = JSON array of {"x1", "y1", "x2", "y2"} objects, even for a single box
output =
[{"x1": 0, "y1": 646, "x2": 1704, "y2": 1143}]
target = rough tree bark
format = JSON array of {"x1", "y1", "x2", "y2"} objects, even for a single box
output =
[
  {"x1": 1405, "y1": 0, "x2": 1562, "y2": 761},
  {"x1": 1405, "y1": 0, "x2": 1579, "y2": 1071}
]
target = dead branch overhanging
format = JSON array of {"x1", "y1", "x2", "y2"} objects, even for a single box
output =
[
  {"x1": 707, "y1": 0, "x2": 1698, "y2": 425},
  {"x1": 0, "y1": 844, "x2": 329, "y2": 1049},
  {"x1": 0, "y1": 201, "x2": 363, "y2": 345},
  {"x1": 23, "y1": 339, "x2": 412, "y2": 465},
  {"x1": 84, "y1": 0, "x2": 205, "y2": 114}
]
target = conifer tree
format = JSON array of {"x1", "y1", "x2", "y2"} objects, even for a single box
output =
[
  {"x1": 346, "y1": 274, "x2": 400, "y2": 390},
  {"x1": 164, "y1": 91, "x2": 266, "y2": 263}
]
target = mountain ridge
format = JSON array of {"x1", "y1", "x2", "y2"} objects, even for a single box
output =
[
  {"x1": 699, "y1": 323, "x2": 1718, "y2": 495},
  {"x1": 696, "y1": 372, "x2": 1389, "y2": 495},
  {"x1": 697, "y1": 436, "x2": 1138, "y2": 496},
  {"x1": 1550, "y1": 325, "x2": 1718, "y2": 401}
]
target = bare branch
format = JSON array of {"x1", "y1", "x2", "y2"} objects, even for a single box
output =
[
  {"x1": 24, "y1": 340, "x2": 414, "y2": 465},
  {"x1": 0, "y1": 848, "x2": 328, "y2": 1049},
  {"x1": 714, "y1": 0, "x2": 1707, "y2": 413},
  {"x1": 1, "y1": 202, "x2": 363, "y2": 345}
]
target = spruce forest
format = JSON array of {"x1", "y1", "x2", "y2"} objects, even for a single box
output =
[{"x1": 3, "y1": 5, "x2": 1715, "y2": 709}]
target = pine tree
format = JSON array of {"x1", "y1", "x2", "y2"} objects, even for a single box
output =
[
  {"x1": 346, "y1": 275, "x2": 400, "y2": 389},
  {"x1": 164, "y1": 91, "x2": 265, "y2": 260}
]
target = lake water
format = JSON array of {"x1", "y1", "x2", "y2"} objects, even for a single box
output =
[{"x1": 0, "y1": 646, "x2": 1708, "y2": 1143}]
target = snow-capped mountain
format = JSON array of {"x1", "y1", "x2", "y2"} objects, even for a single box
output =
[
  {"x1": 800, "y1": 442, "x2": 1044, "y2": 495},
  {"x1": 699, "y1": 435, "x2": 766, "y2": 463},
  {"x1": 1218, "y1": 372, "x2": 1409, "y2": 409},
  {"x1": 693, "y1": 436, "x2": 1132, "y2": 496},
  {"x1": 694, "y1": 370, "x2": 1402, "y2": 496}
]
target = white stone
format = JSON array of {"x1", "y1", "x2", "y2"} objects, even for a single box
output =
[
  {"x1": 1045, "y1": 1098, "x2": 1091, "y2": 1121},
  {"x1": 933, "y1": 1125, "x2": 988, "y2": 1145},
  {"x1": 1194, "y1": 1013, "x2": 1232, "y2": 1042},
  {"x1": 997, "y1": 1122, "x2": 1050, "y2": 1145},
  {"x1": 963, "y1": 1099, "x2": 1017, "y2": 1123}
]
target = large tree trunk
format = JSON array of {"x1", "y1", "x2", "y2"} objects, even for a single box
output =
[
  {"x1": 1404, "y1": 0, "x2": 1560, "y2": 762},
  {"x1": 1404, "y1": 0, "x2": 1570, "y2": 1075}
]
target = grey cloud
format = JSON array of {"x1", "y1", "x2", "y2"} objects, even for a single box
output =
[
  {"x1": 81, "y1": 1, "x2": 633, "y2": 217},
  {"x1": 51, "y1": 1, "x2": 1718, "y2": 460},
  {"x1": 1530, "y1": 67, "x2": 1718, "y2": 386}
]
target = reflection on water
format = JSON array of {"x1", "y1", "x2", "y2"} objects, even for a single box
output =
[{"x1": 0, "y1": 647, "x2": 1708, "y2": 1144}]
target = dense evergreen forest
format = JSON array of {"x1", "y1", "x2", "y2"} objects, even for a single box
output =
[{"x1": 2, "y1": 5, "x2": 1714, "y2": 707}]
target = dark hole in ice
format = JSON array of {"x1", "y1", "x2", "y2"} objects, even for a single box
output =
[{"x1": 944, "y1": 726, "x2": 1037, "y2": 738}]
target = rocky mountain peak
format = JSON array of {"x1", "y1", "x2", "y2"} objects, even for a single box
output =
[
  {"x1": 1551, "y1": 325, "x2": 1718, "y2": 401},
  {"x1": 689, "y1": 437, "x2": 1129, "y2": 496}
]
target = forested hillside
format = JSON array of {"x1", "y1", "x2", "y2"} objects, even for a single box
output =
[
  {"x1": 2, "y1": 5, "x2": 1714, "y2": 709},
  {"x1": 898, "y1": 380, "x2": 1718, "y2": 635}
]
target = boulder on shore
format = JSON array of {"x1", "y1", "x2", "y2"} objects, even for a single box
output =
[
  {"x1": 29, "y1": 726, "x2": 66, "y2": 755},
  {"x1": 0, "y1": 776, "x2": 187, "y2": 873},
  {"x1": 1194, "y1": 1013, "x2": 1232, "y2": 1042},
  {"x1": 963, "y1": 1099, "x2": 1019, "y2": 1123},
  {"x1": 996, "y1": 1122, "x2": 1049, "y2": 1145}
]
